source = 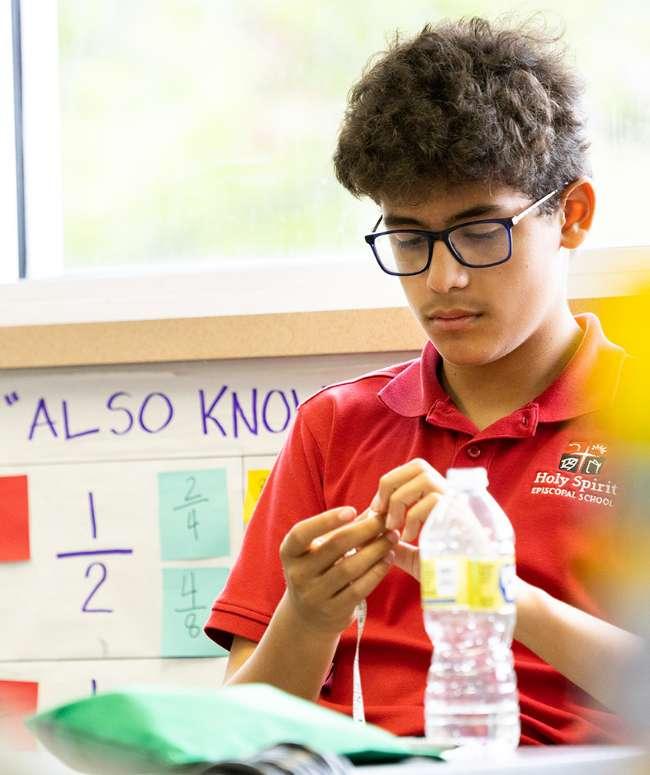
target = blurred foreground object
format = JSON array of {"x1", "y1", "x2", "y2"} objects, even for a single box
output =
[
  {"x1": 577, "y1": 284, "x2": 650, "y2": 761},
  {"x1": 26, "y1": 684, "x2": 442, "y2": 774}
]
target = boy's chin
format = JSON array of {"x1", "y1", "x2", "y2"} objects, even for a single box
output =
[{"x1": 433, "y1": 340, "x2": 506, "y2": 368}]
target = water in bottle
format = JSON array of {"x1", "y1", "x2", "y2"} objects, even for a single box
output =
[{"x1": 419, "y1": 466, "x2": 520, "y2": 751}]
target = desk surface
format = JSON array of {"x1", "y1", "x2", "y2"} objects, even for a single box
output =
[
  {"x1": 1, "y1": 746, "x2": 647, "y2": 774},
  {"x1": 357, "y1": 746, "x2": 647, "y2": 774}
]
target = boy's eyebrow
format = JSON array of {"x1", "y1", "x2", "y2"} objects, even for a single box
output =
[{"x1": 382, "y1": 203, "x2": 504, "y2": 229}]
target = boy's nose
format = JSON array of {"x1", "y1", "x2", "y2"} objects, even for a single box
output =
[{"x1": 425, "y1": 240, "x2": 470, "y2": 293}]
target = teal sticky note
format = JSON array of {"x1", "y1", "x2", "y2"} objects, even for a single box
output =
[
  {"x1": 161, "y1": 567, "x2": 229, "y2": 657},
  {"x1": 158, "y1": 469, "x2": 230, "y2": 560}
]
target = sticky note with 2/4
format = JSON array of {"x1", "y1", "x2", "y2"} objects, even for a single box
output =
[
  {"x1": 0, "y1": 475, "x2": 31, "y2": 562},
  {"x1": 158, "y1": 469, "x2": 230, "y2": 560},
  {"x1": 243, "y1": 469, "x2": 271, "y2": 525},
  {"x1": 0, "y1": 680, "x2": 39, "y2": 750},
  {"x1": 161, "y1": 567, "x2": 229, "y2": 657}
]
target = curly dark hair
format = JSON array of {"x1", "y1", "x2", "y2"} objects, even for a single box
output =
[{"x1": 333, "y1": 16, "x2": 591, "y2": 212}]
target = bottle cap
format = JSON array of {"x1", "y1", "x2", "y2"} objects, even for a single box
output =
[{"x1": 446, "y1": 466, "x2": 489, "y2": 491}]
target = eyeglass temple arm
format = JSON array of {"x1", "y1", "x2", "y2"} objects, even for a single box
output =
[{"x1": 511, "y1": 188, "x2": 560, "y2": 225}]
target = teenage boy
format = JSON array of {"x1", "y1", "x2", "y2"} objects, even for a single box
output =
[{"x1": 205, "y1": 17, "x2": 641, "y2": 744}]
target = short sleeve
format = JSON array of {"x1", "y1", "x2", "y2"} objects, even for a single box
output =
[{"x1": 204, "y1": 404, "x2": 327, "y2": 650}]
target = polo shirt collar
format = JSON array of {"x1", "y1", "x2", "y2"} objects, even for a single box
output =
[{"x1": 377, "y1": 313, "x2": 626, "y2": 428}]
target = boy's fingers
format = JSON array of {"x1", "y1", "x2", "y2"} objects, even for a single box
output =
[
  {"x1": 334, "y1": 553, "x2": 395, "y2": 609},
  {"x1": 392, "y1": 541, "x2": 420, "y2": 580},
  {"x1": 383, "y1": 473, "x2": 445, "y2": 531},
  {"x1": 307, "y1": 513, "x2": 388, "y2": 574},
  {"x1": 310, "y1": 506, "x2": 374, "y2": 548},
  {"x1": 370, "y1": 460, "x2": 421, "y2": 511},
  {"x1": 371, "y1": 458, "x2": 446, "y2": 516},
  {"x1": 319, "y1": 533, "x2": 398, "y2": 595},
  {"x1": 400, "y1": 491, "x2": 442, "y2": 541},
  {"x1": 280, "y1": 507, "x2": 357, "y2": 559}
]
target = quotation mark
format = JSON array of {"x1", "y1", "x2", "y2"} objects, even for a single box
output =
[{"x1": 4, "y1": 391, "x2": 19, "y2": 406}]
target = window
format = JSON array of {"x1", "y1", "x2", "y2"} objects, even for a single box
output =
[{"x1": 3, "y1": 1, "x2": 649, "y2": 326}]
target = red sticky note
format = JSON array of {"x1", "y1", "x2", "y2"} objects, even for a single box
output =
[
  {"x1": 0, "y1": 475, "x2": 31, "y2": 562},
  {"x1": 0, "y1": 680, "x2": 39, "y2": 750}
]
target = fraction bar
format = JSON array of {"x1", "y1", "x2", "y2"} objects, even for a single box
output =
[
  {"x1": 172, "y1": 497, "x2": 209, "y2": 511},
  {"x1": 56, "y1": 548, "x2": 134, "y2": 559}
]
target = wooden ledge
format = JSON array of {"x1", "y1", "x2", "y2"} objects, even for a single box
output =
[{"x1": 0, "y1": 297, "x2": 633, "y2": 369}]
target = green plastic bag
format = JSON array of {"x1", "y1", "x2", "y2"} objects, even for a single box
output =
[{"x1": 27, "y1": 683, "x2": 442, "y2": 773}]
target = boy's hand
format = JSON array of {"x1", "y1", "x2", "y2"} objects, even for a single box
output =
[
  {"x1": 369, "y1": 458, "x2": 447, "y2": 542},
  {"x1": 389, "y1": 539, "x2": 421, "y2": 581},
  {"x1": 279, "y1": 507, "x2": 399, "y2": 636},
  {"x1": 365, "y1": 458, "x2": 447, "y2": 581}
]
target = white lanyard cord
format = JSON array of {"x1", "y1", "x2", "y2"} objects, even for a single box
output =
[{"x1": 352, "y1": 599, "x2": 367, "y2": 723}]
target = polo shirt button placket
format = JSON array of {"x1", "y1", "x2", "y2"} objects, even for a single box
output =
[{"x1": 466, "y1": 445, "x2": 481, "y2": 459}]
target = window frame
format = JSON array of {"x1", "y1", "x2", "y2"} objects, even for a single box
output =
[
  {"x1": 0, "y1": 1, "x2": 19, "y2": 283},
  {"x1": 19, "y1": 0, "x2": 64, "y2": 281}
]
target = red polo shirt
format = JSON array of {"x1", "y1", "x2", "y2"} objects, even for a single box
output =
[{"x1": 205, "y1": 313, "x2": 629, "y2": 745}]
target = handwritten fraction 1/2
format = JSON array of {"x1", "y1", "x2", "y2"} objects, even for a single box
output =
[{"x1": 55, "y1": 492, "x2": 133, "y2": 613}]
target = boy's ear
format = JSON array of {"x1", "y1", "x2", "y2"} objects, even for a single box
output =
[{"x1": 559, "y1": 178, "x2": 595, "y2": 250}]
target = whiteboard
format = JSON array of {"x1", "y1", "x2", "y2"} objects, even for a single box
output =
[{"x1": 0, "y1": 350, "x2": 415, "y2": 716}]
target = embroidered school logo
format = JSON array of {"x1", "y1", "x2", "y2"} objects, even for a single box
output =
[
  {"x1": 558, "y1": 441, "x2": 607, "y2": 476},
  {"x1": 530, "y1": 441, "x2": 619, "y2": 508}
]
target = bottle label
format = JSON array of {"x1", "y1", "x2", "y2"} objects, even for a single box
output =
[{"x1": 421, "y1": 556, "x2": 516, "y2": 611}]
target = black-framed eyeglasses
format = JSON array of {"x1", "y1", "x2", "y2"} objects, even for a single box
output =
[{"x1": 364, "y1": 188, "x2": 561, "y2": 275}]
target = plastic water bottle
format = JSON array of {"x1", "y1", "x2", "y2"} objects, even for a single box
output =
[{"x1": 419, "y1": 466, "x2": 520, "y2": 751}]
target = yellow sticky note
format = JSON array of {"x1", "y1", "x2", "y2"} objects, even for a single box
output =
[{"x1": 243, "y1": 470, "x2": 271, "y2": 525}]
